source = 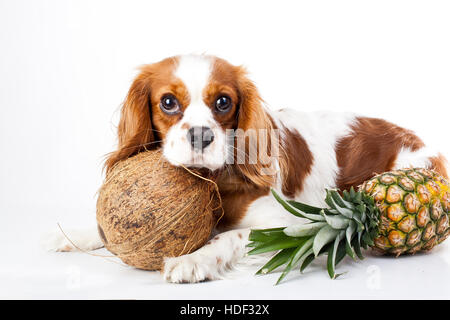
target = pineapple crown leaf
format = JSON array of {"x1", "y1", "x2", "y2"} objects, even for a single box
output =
[{"x1": 248, "y1": 188, "x2": 380, "y2": 284}]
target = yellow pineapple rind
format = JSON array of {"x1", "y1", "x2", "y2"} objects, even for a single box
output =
[{"x1": 363, "y1": 168, "x2": 450, "y2": 255}]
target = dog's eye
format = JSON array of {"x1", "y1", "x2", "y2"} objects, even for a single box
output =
[
  {"x1": 215, "y1": 96, "x2": 232, "y2": 113},
  {"x1": 160, "y1": 95, "x2": 180, "y2": 114}
]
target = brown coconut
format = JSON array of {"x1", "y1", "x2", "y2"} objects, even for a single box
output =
[{"x1": 96, "y1": 149, "x2": 218, "y2": 270}]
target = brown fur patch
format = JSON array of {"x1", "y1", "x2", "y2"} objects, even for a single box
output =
[
  {"x1": 205, "y1": 61, "x2": 278, "y2": 228},
  {"x1": 336, "y1": 117, "x2": 425, "y2": 190},
  {"x1": 430, "y1": 153, "x2": 449, "y2": 178},
  {"x1": 105, "y1": 56, "x2": 181, "y2": 172},
  {"x1": 280, "y1": 127, "x2": 314, "y2": 198},
  {"x1": 205, "y1": 58, "x2": 241, "y2": 130},
  {"x1": 232, "y1": 67, "x2": 277, "y2": 188},
  {"x1": 216, "y1": 166, "x2": 270, "y2": 229},
  {"x1": 150, "y1": 77, "x2": 190, "y2": 139}
]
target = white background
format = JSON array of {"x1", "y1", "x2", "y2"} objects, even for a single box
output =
[{"x1": 1, "y1": 0, "x2": 449, "y2": 299}]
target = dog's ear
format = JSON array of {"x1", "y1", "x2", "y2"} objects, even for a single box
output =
[
  {"x1": 105, "y1": 66, "x2": 157, "y2": 172},
  {"x1": 234, "y1": 67, "x2": 277, "y2": 188}
]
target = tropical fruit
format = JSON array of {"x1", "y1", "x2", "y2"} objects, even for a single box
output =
[
  {"x1": 96, "y1": 150, "x2": 218, "y2": 270},
  {"x1": 248, "y1": 168, "x2": 450, "y2": 284}
]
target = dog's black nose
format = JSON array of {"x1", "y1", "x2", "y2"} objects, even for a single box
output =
[{"x1": 187, "y1": 126, "x2": 214, "y2": 151}]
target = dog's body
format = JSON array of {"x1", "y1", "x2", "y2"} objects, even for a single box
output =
[{"x1": 45, "y1": 54, "x2": 448, "y2": 283}]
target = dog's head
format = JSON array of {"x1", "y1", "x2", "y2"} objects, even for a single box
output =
[{"x1": 106, "y1": 54, "x2": 275, "y2": 187}]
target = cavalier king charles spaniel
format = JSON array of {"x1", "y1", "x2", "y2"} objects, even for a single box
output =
[{"x1": 45, "y1": 54, "x2": 448, "y2": 283}]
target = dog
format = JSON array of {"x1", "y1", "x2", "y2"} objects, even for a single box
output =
[{"x1": 44, "y1": 54, "x2": 448, "y2": 283}]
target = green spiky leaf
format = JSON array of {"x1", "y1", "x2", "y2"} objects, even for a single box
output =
[
  {"x1": 287, "y1": 200, "x2": 323, "y2": 215},
  {"x1": 284, "y1": 222, "x2": 327, "y2": 237},
  {"x1": 248, "y1": 228, "x2": 285, "y2": 242},
  {"x1": 327, "y1": 195, "x2": 354, "y2": 218},
  {"x1": 327, "y1": 231, "x2": 345, "y2": 279},
  {"x1": 247, "y1": 185, "x2": 381, "y2": 284},
  {"x1": 256, "y1": 248, "x2": 296, "y2": 275},
  {"x1": 247, "y1": 236, "x2": 307, "y2": 255},
  {"x1": 321, "y1": 210, "x2": 350, "y2": 230},
  {"x1": 276, "y1": 238, "x2": 314, "y2": 285},
  {"x1": 300, "y1": 251, "x2": 315, "y2": 273},
  {"x1": 329, "y1": 190, "x2": 354, "y2": 210},
  {"x1": 353, "y1": 232, "x2": 365, "y2": 259},
  {"x1": 271, "y1": 189, "x2": 326, "y2": 221},
  {"x1": 349, "y1": 187, "x2": 356, "y2": 199},
  {"x1": 345, "y1": 221, "x2": 357, "y2": 260},
  {"x1": 313, "y1": 225, "x2": 340, "y2": 256}
]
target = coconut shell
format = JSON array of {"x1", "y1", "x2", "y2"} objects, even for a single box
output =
[{"x1": 96, "y1": 149, "x2": 217, "y2": 270}]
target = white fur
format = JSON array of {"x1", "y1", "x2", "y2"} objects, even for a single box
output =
[
  {"x1": 273, "y1": 109, "x2": 356, "y2": 206},
  {"x1": 175, "y1": 54, "x2": 212, "y2": 104},
  {"x1": 393, "y1": 146, "x2": 437, "y2": 170},
  {"x1": 163, "y1": 229, "x2": 250, "y2": 283}
]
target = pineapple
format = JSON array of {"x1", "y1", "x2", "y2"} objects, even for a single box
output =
[{"x1": 247, "y1": 168, "x2": 450, "y2": 284}]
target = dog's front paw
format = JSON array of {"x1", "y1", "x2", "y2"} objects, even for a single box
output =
[{"x1": 163, "y1": 253, "x2": 222, "y2": 283}]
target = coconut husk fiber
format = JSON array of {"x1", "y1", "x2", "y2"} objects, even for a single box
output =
[{"x1": 96, "y1": 149, "x2": 219, "y2": 271}]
